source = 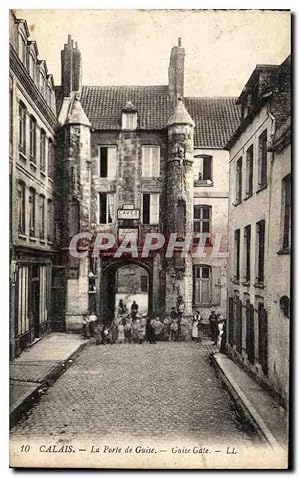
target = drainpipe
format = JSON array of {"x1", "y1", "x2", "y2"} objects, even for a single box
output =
[{"x1": 267, "y1": 108, "x2": 276, "y2": 264}]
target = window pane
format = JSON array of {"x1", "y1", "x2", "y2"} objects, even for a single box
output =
[
  {"x1": 100, "y1": 147, "x2": 108, "y2": 177},
  {"x1": 203, "y1": 156, "x2": 212, "y2": 180},
  {"x1": 107, "y1": 194, "x2": 115, "y2": 223},
  {"x1": 99, "y1": 193, "x2": 107, "y2": 224},
  {"x1": 107, "y1": 147, "x2": 117, "y2": 178},
  {"x1": 150, "y1": 193, "x2": 159, "y2": 224},
  {"x1": 194, "y1": 206, "x2": 201, "y2": 219},
  {"x1": 201, "y1": 267, "x2": 210, "y2": 279},
  {"x1": 202, "y1": 207, "x2": 210, "y2": 220},
  {"x1": 151, "y1": 147, "x2": 160, "y2": 177},
  {"x1": 142, "y1": 194, "x2": 150, "y2": 224}
]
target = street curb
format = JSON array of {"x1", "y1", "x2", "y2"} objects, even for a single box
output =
[
  {"x1": 10, "y1": 339, "x2": 89, "y2": 429},
  {"x1": 211, "y1": 352, "x2": 284, "y2": 453}
]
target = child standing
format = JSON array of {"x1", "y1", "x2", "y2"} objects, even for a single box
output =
[{"x1": 117, "y1": 321, "x2": 125, "y2": 344}]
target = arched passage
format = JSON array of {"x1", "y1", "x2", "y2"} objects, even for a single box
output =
[{"x1": 99, "y1": 258, "x2": 153, "y2": 323}]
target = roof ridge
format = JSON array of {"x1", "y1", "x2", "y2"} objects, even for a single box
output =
[
  {"x1": 82, "y1": 84, "x2": 168, "y2": 89},
  {"x1": 184, "y1": 96, "x2": 238, "y2": 100}
]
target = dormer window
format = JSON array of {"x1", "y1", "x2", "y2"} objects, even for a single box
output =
[
  {"x1": 18, "y1": 32, "x2": 27, "y2": 65},
  {"x1": 122, "y1": 101, "x2": 137, "y2": 130},
  {"x1": 29, "y1": 53, "x2": 36, "y2": 82}
]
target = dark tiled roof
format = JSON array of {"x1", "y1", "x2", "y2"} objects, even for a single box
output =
[
  {"x1": 185, "y1": 97, "x2": 240, "y2": 148},
  {"x1": 80, "y1": 85, "x2": 172, "y2": 130},
  {"x1": 77, "y1": 85, "x2": 240, "y2": 148}
]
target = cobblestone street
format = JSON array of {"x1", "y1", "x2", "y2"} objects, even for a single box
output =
[{"x1": 10, "y1": 342, "x2": 255, "y2": 446}]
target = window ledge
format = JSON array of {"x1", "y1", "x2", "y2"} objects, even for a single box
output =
[
  {"x1": 19, "y1": 151, "x2": 27, "y2": 161},
  {"x1": 40, "y1": 238, "x2": 46, "y2": 244},
  {"x1": 256, "y1": 184, "x2": 268, "y2": 194},
  {"x1": 30, "y1": 160, "x2": 37, "y2": 169},
  {"x1": 277, "y1": 248, "x2": 290, "y2": 255},
  {"x1": 194, "y1": 180, "x2": 214, "y2": 187},
  {"x1": 40, "y1": 170, "x2": 46, "y2": 177},
  {"x1": 244, "y1": 193, "x2": 253, "y2": 201},
  {"x1": 232, "y1": 278, "x2": 240, "y2": 285},
  {"x1": 233, "y1": 200, "x2": 242, "y2": 207},
  {"x1": 29, "y1": 236, "x2": 37, "y2": 242},
  {"x1": 48, "y1": 177, "x2": 54, "y2": 183},
  {"x1": 18, "y1": 233, "x2": 27, "y2": 240},
  {"x1": 47, "y1": 240, "x2": 54, "y2": 245},
  {"x1": 241, "y1": 281, "x2": 250, "y2": 287},
  {"x1": 254, "y1": 282, "x2": 264, "y2": 289}
]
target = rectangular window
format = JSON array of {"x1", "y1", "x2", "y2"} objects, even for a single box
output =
[
  {"x1": 142, "y1": 193, "x2": 160, "y2": 225},
  {"x1": 47, "y1": 199, "x2": 53, "y2": 241},
  {"x1": 39, "y1": 195, "x2": 45, "y2": 240},
  {"x1": 18, "y1": 102, "x2": 26, "y2": 154},
  {"x1": 16, "y1": 265, "x2": 29, "y2": 336},
  {"x1": 18, "y1": 33, "x2": 26, "y2": 65},
  {"x1": 39, "y1": 265, "x2": 48, "y2": 324},
  {"x1": 193, "y1": 265, "x2": 211, "y2": 305},
  {"x1": 246, "y1": 145, "x2": 253, "y2": 196},
  {"x1": 17, "y1": 181, "x2": 26, "y2": 234},
  {"x1": 282, "y1": 174, "x2": 291, "y2": 250},
  {"x1": 40, "y1": 129, "x2": 46, "y2": 172},
  {"x1": 236, "y1": 157, "x2": 242, "y2": 203},
  {"x1": 258, "y1": 302, "x2": 268, "y2": 375},
  {"x1": 142, "y1": 146, "x2": 160, "y2": 177},
  {"x1": 193, "y1": 205, "x2": 211, "y2": 233},
  {"x1": 9, "y1": 77, "x2": 13, "y2": 147},
  {"x1": 29, "y1": 53, "x2": 36, "y2": 81},
  {"x1": 48, "y1": 139, "x2": 54, "y2": 179},
  {"x1": 194, "y1": 155, "x2": 212, "y2": 182},
  {"x1": 99, "y1": 146, "x2": 117, "y2": 178},
  {"x1": 122, "y1": 112, "x2": 137, "y2": 130},
  {"x1": 39, "y1": 72, "x2": 46, "y2": 97},
  {"x1": 244, "y1": 225, "x2": 251, "y2": 282},
  {"x1": 258, "y1": 129, "x2": 268, "y2": 188},
  {"x1": 29, "y1": 116, "x2": 36, "y2": 162},
  {"x1": 234, "y1": 229, "x2": 240, "y2": 281},
  {"x1": 256, "y1": 220, "x2": 265, "y2": 283},
  {"x1": 29, "y1": 188, "x2": 36, "y2": 237},
  {"x1": 99, "y1": 193, "x2": 115, "y2": 224}
]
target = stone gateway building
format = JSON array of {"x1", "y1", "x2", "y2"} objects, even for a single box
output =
[
  {"x1": 54, "y1": 35, "x2": 239, "y2": 336},
  {"x1": 9, "y1": 13, "x2": 240, "y2": 356}
]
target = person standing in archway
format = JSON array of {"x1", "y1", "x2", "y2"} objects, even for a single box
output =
[{"x1": 131, "y1": 301, "x2": 139, "y2": 315}]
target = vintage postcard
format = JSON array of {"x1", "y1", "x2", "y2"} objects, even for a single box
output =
[{"x1": 9, "y1": 8, "x2": 291, "y2": 469}]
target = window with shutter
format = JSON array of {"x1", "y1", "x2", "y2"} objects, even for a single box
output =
[
  {"x1": 193, "y1": 205, "x2": 211, "y2": 233},
  {"x1": 211, "y1": 266, "x2": 221, "y2": 305},
  {"x1": 282, "y1": 174, "x2": 291, "y2": 250},
  {"x1": 258, "y1": 130, "x2": 268, "y2": 188},
  {"x1": 142, "y1": 193, "x2": 159, "y2": 224},
  {"x1": 256, "y1": 220, "x2": 265, "y2": 283},
  {"x1": 194, "y1": 155, "x2": 213, "y2": 182},
  {"x1": 98, "y1": 193, "x2": 115, "y2": 224},
  {"x1": 99, "y1": 146, "x2": 117, "y2": 178},
  {"x1": 236, "y1": 157, "x2": 242, "y2": 202},
  {"x1": 193, "y1": 265, "x2": 211, "y2": 305},
  {"x1": 142, "y1": 146, "x2": 160, "y2": 177}
]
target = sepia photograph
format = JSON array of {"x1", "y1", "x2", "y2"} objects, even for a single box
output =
[{"x1": 8, "y1": 8, "x2": 291, "y2": 469}]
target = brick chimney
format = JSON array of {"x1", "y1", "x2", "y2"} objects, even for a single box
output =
[
  {"x1": 61, "y1": 35, "x2": 82, "y2": 97},
  {"x1": 168, "y1": 37, "x2": 185, "y2": 101}
]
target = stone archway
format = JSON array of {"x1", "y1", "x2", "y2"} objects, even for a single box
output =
[{"x1": 99, "y1": 258, "x2": 153, "y2": 323}]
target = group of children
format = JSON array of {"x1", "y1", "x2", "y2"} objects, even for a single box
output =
[
  {"x1": 83, "y1": 299, "x2": 182, "y2": 345},
  {"x1": 82, "y1": 300, "x2": 226, "y2": 349}
]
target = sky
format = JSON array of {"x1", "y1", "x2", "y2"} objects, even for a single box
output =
[{"x1": 15, "y1": 9, "x2": 291, "y2": 97}]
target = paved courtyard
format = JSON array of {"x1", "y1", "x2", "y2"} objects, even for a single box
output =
[{"x1": 10, "y1": 342, "x2": 256, "y2": 445}]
